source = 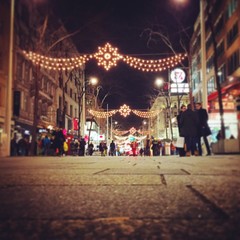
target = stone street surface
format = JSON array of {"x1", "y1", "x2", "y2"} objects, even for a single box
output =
[{"x1": 0, "y1": 154, "x2": 240, "y2": 240}]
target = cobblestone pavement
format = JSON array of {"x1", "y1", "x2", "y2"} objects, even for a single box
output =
[{"x1": 0, "y1": 154, "x2": 239, "y2": 240}]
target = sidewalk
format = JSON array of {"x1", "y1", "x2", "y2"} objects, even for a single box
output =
[{"x1": 0, "y1": 154, "x2": 239, "y2": 239}]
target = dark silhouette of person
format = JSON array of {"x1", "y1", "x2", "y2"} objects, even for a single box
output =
[
  {"x1": 79, "y1": 137, "x2": 86, "y2": 156},
  {"x1": 177, "y1": 105, "x2": 187, "y2": 157},
  {"x1": 109, "y1": 140, "x2": 116, "y2": 156},
  {"x1": 195, "y1": 102, "x2": 211, "y2": 156},
  {"x1": 180, "y1": 104, "x2": 199, "y2": 156}
]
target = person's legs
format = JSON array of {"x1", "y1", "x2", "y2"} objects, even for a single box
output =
[
  {"x1": 196, "y1": 136, "x2": 202, "y2": 156},
  {"x1": 203, "y1": 135, "x2": 211, "y2": 155},
  {"x1": 184, "y1": 137, "x2": 191, "y2": 156}
]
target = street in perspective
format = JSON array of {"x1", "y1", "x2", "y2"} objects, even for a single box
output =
[
  {"x1": 1, "y1": 0, "x2": 240, "y2": 239},
  {"x1": 0, "y1": 154, "x2": 239, "y2": 239}
]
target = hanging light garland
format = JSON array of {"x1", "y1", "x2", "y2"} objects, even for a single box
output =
[
  {"x1": 88, "y1": 104, "x2": 161, "y2": 119},
  {"x1": 22, "y1": 43, "x2": 187, "y2": 72},
  {"x1": 113, "y1": 128, "x2": 146, "y2": 136},
  {"x1": 132, "y1": 109, "x2": 161, "y2": 118},
  {"x1": 113, "y1": 130, "x2": 130, "y2": 136},
  {"x1": 88, "y1": 109, "x2": 118, "y2": 118},
  {"x1": 22, "y1": 50, "x2": 88, "y2": 71}
]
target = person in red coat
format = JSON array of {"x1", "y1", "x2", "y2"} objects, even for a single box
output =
[{"x1": 131, "y1": 141, "x2": 138, "y2": 156}]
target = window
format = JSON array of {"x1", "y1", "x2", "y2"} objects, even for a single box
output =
[
  {"x1": 206, "y1": 35, "x2": 212, "y2": 52},
  {"x1": 16, "y1": 54, "x2": 23, "y2": 82},
  {"x1": 215, "y1": 15, "x2": 224, "y2": 37},
  {"x1": 218, "y1": 64, "x2": 226, "y2": 84},
  {"x1": 0, "y1": 51, "x2": 3, "y2": 70},
  {"x1": 207, "y1": 76, "x2": 215, "y2": 94},
  {"x1": 225, "y1": 0, "x2": 238, "y2": 20},
  {"x1": 70, "y1": 105, "x2": 73, "y2": 117},
  {"x1": 70, "y1": 88, "x2": 73, "y2": 98},
  {"x1": 191, "y1": 57, "x2": 201, "y2": 91},
  {"x1": 206, "y1": 55, "x2": 214, "y2": 73},
  {"x1": 217, "y1": 41, "x2": 224, "y2": 57},
  {"x1": 23, "y1": 94, "x2": 28, "y2": 111},
  {"x1": 0, "y1": 86, "x2": 4, "y2": 107},
  {"x1": 227, "y1": 50, "x2": 239, "y2": 75},
  {"x1": 65, "y1": 101, "x2": 68, "y2": 114},
  {"x1": 24, "y1": 62, "x2": 29, "y2": 83},
  {"x1": 59, "y1": 96, "x2": 62, "y2": 110},
  {"x1": 227, "y1": 22, "x2": 238, "y2": 47}
]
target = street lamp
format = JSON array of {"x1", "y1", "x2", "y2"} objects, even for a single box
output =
[
  {"x1": 155, "y1": 78, "x2": 164, "y2": 88},
  {"x1": 76, "y1": 74, "x2": 98, "y2": 138},
  {"x1": 155, "y1": 78, "x2": 174, "y2": 140},
  {"x1": 86, "y1": 77, "x2": 99, "y2": 145}
]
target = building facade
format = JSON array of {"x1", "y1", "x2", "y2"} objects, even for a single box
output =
[
  {"x1": 190, "y1": 0, "x2": 240, "y2": 140},
  {"x1": 0, "y1": 1, "x2": 85, "y2": 156}
]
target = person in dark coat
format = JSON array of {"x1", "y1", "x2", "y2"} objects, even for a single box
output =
[
  {"x1": 144, "y1": 135, "x2": 151, "y2": 156},
  {"x1": 180, "y1": 104, "x2": 199, "y2": 156},
  {"x1": 195, "y1": 102, "x2": 211, "y2": 156},
  {"x1": 99, "y1": 142, "x2": 104, "y2": 156},
  {"x1": 79, "y1": 137, "x2": 86, "y2": 156},
  {"x1": 109, "y1": 140, "x2": 116, "y2": 156},
  {"x1": 176, "y1": 105, "x2": 187, "y2": 157},
  {"x1": 151, "y1": 138, "x2": 160, "y2": 156}
]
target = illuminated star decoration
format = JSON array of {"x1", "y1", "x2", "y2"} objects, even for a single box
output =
[
  {"x1": 119, "y1": 104, "x2": 131, "y2": 117},
  {"x1": 94, "y1": 43, "x2": 123, "y2": 71}
]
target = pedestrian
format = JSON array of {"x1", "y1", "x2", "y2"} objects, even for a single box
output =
[
  {"x1": 176, "y1": 104, "x2": 187, "y2": 157},
  {"x1": 79, "y1": 137, "x2": 86, "y2": 156},
  {"x1": 10, "y1": 134, "x2": 18, "y2": 156},
  {"x1": 99, "y1": 141, "x2": 104, "y2": 156},
  {"x1": 18, "y1": 137, "x2": 28, "y2": 156},
  {"x1": 151, "y1": 138, "x2": 160, "y2": 156},
  {"x1": 180, "y1": 104, "x2": 199, "y2": 156},
  {"x1": 63, "y1": 140, "x2": 69, "y2": 156},
  {"x1": 130, "y1": 140, "x2": 138, "y2": 156},
  {"x1": 53, "y1": 129, "x2": 65, "y2": 156},
  {"x1": 42, "y1": 135, "x2": 51, "y2": 156},
  {"x1": 139, "y1": 148, "x2": 144, "y2": 156},
  {"x1": 195, "y1": 102, "x2": 212, "y2": 156},
  {"x1": 144, "y1": 135, "x2": 151, "y2": 156},
  {"x1": 88, "y1": 142, "x2": 94, "y2": 156},
  {"x1": 109, "y1": 140, "x2": 116, "y2": 156}
]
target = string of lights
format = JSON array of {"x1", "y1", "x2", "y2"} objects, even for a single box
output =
[
  {"x1": 88, "y1": 109, "x2": 118, "y2": 118},
  {"x1": 22, "y1": 43, "x2": 187, "y2": 72},
  {"x1": 88, "y1": 104, "x2": 161, "y2": 118}
]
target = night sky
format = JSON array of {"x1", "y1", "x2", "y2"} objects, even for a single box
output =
[{"x1": 50, "y1": 0, "x2": 199, "y2": 128}]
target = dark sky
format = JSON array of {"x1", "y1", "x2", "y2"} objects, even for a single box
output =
[{"x1": 51, "y1": 0, "x2": 199, "y2": 128}]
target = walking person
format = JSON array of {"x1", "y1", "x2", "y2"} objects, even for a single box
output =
[
  {"x1": 79, "y1": 137, "x2": 86, "y2": 156},
  {"x1": 180, "y1": 104, "x2": 199, "y2": 156},
  {"x1": 176, "y1": 105, "x2": 187, "y2": 157},
  {"x1": 99, "y1": 141, "x2": 104, "y2": 156},
  {"x1": 109, "y1": 140, "x2": 116, "y2": 156},
  {"x1": 144, "y1": 135, "x2": 151, "y2": 156},
  {"x1": 151, "y1": 138, "x2": 160, "y2": 156},
  {"x1": 195, "y1": 102, "x2": 212, "y2": 156},
  {"x1": 42, "y1": 135, "x2": 51, "y2": 156},
  {"x1": 130, "y1": 140, "x2": 138, "y2": 156},
  {"x1": 88, "y1": 142, "x2": 94, "y2": 156}
]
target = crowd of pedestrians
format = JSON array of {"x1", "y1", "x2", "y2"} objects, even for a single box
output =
[{"x1": 10, "y1": 102, "x2": 214, "y2": 158}]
